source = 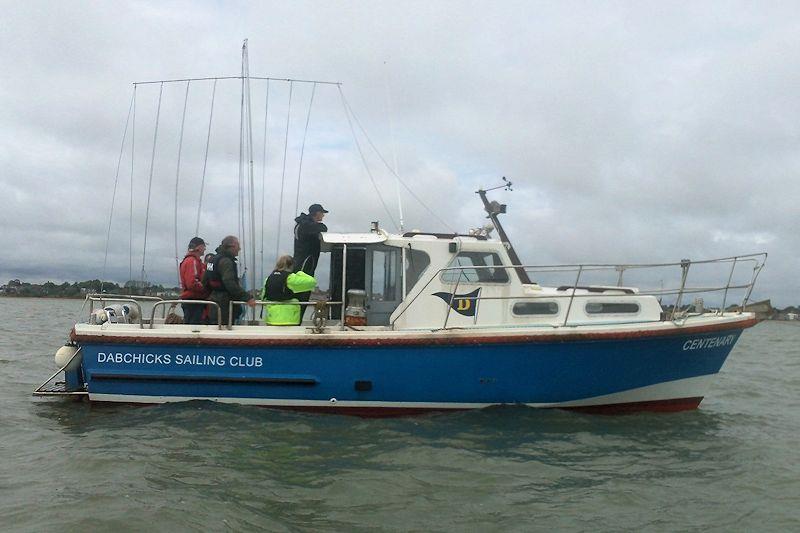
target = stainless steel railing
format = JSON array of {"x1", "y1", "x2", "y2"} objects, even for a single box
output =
[
  {"x1": 83, "y1": 252, "x2": 766, "y2": 331},
  {"x1": 392, "y1": 252, "x2": 768, "y2": 329},
  {"x1": 149, "y1": 300, "x2": 222, "y2": 329},
  {"x1": 228, "y1": 300, "x2": 343, "y2": 330},
  {"x1": 85, "y1": 294, "x2": 161, "y2": 328}
]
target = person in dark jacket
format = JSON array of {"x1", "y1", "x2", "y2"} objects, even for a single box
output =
[
  {"x1": 293, "y1": 203, "x2": 329, "y2": 276},
  {"x1": 179, "y1": 237, "x2": 210, "y2": 324},
  {"x1": 203, "y1": 235, "x2": 255, "y2": 326}
]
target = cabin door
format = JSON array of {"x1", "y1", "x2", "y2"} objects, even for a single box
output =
[{"x1": 365, "y1": 246, "x2": 402, "y2": 325}]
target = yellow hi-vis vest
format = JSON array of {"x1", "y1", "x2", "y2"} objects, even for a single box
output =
[{"x1": 261, "y1": 271, "x2": 316, "y2": 325}]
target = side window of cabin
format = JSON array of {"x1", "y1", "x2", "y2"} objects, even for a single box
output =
[
  {"x1": 441, "y1": 252, "x2": 509, "y2": 284},
  {"x1": 371, "y1": 249, "x2": 400, "y2": 302},
  {"x1": 513, "y1": 301, "x2": 559, "y2": 315},
  {"x1": 585, "y1": 302, "x2": 640, "y2": 314},
  {"x1": 405, "y1": 248, "x2": 430, "y2": 294}
]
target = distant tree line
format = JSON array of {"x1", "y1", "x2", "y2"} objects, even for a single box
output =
[{"x1": 0, "y1": 279, "x2": 179, "y2": 298}]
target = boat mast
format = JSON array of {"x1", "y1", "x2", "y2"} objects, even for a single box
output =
[
  {"x1": 242, "y1": 40, "x2": 257, "y2": 309},
  {"x1": 476, "y1": 177, "x2": 532, "y2": 284}
]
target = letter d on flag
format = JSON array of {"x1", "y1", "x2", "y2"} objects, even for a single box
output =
[{"x1": 432, "y1": 288, "x2": 481, "y2": 316}]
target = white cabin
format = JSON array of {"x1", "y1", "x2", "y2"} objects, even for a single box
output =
[{"x1": 320, "y1": 230, "x2": 663, "y2": 330}]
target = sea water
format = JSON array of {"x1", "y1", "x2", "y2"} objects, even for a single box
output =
[{"x1": 0, "y1": 298, "x2": 798, "y2": 531}]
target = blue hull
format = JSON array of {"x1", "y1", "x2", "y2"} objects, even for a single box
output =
[{"x1": 71, "y1": 322, "x2": 750, "y2": 414}]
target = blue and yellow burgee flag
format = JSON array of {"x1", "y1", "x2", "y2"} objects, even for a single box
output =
[{"x1": 432, "y1": 288, "x2": 481, "y2": 317}]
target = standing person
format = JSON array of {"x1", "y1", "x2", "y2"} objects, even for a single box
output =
[
  {"x1": 203, "y1": 235, "x2": 255, "y2": 326},
  {"x1": 261, "y1": 255, "x2": 317, "y2": 325},
  {"x1": 179, "y1": 237, "x2": 210, "y2": 324},
  {"x1": 293, "y1": 203, "x2": 329, "y2": 276}
]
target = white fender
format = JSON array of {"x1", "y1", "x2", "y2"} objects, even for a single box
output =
[{"x1": 54, "y1": 345, "x2": 81, "y2": 371}]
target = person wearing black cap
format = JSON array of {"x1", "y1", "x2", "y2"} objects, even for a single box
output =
[
  {"x1": 293, "y1": 203, "x2": 329, "y2": 276},
  {"x1": 179, "y1": 237, "x2": 209, "y2": 324}
]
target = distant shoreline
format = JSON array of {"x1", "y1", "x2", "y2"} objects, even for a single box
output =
[{"x1": 0, "y1": 294, "x2": 86, "y2": 300}]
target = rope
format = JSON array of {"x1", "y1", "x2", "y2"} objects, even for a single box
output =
[
  {"x1": 275, "y1": 80, "x2": 293, "y2": 258},
  {"x1": 140, "y1": 82, "x2": 164, "y2": 284},
  {"x1": 173, "y1": 81, "x2": 190, "y2": 285},
  {"x1": 129, "y1": 86, "x2": 136, "y2": 282},
  {"x1": 339, "y1": 88, "x2": 455, "y2": 233},
  {"x1": 294, "y1": 82, "x2": 317, "y2": 217},
  {"x1": 100, "y1": 89, "x2": 134, "y2": 294},
  {"x1": 337, "y1": 86, "x2": 399, "y2": 230},
  {"x1": 195, "y1": 79, "x2": 217, "y2": 236},
  {"x1": 259, "y1": 79, "x2": 270, "y2": 286}
]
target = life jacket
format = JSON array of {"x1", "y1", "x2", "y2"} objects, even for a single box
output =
[
  {"x1": 262, "y1": 270, "x2": 294, "y2": 302},
  {"x1": 261, "y1": 271, "x2": 317, "y2": 326},
  {"x1": 203, "y1": 252, "x2": 237, "y2": 291}
]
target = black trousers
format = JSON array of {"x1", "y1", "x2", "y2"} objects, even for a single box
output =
[
  {"x1": 208, "y1": 298, "x2": 242, "y2": 326},
  {"x1": 296, "y1": 291, "x2": 312, "y2": 323},
  {"x1": 181, "y1": 303, "x2": 206, "y2": 325}
]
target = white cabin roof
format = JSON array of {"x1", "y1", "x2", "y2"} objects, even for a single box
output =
[{"x1": 321, "y1": 232, "x2": 387, "y2": 250}]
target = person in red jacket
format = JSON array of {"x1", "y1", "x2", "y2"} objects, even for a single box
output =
[{"x1": 179, "y1": 237, "x2": 210, "y2": 324}]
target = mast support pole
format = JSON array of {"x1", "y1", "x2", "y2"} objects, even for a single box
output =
[{"x1": 476, "y1": 177, "x2": 532, "y2": 284}]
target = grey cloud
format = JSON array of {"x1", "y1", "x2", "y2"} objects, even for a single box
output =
[{"x1": 0, "y1": 1, "x2": 796, "y2": 306}]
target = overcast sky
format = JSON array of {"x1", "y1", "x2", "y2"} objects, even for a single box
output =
[{"x1": 0, "y1": 1, "x2": 797, "y2": 305}]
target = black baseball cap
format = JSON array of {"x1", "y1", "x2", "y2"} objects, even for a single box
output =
[
  {"x1": 309, "y1": 203, "x2": 329, "y2": 214},
  {"x1": 188, "y1": 237, "x2": 206, "y2": 249}
]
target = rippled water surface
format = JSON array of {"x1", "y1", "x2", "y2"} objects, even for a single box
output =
[{"x1": 1, "y1": 298, "x2": 798, "y2": 531}]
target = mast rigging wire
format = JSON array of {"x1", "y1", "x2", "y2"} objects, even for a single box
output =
[
  {"x1": 237, "y1": 66, "x2": 247, "y2": 282},
  {"x1": 294, "y1": 82, "x2": 317, "y2": 218},
  {"x1": 383, "y1": 60, "x2": 405, "y2": 231},
  {"x1": 259, "y1": 80, "x2": 270, "y2": 286},
  {"x1": 173, "y1": 81, "x2": 191, "y2": 285},
  {"x1": 134, "y1": 76, "x2": 340, "y2": 86},
  {"x1": 338, "y1": 88, "x2": 455, "y2": 233},
  {"x1": 275, "y1": 81, "x2": 294, "y2": 258},
  {"x1": 101, "y1": 89, "x2": 135, "y2": 294},
  {"x1": 338, "y1": 86, "x2": 399, "y2": 231},
  {"x1": 140, "y1": 82, "x2": 164, "y2": 284},
  {"x1": 195, "y1": 79, "x2": 217, "y2": 236},
  {"x1": 129, "y1": 86, "x2": 136, "y2": 282}
]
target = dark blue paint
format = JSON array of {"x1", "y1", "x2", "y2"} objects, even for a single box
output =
[{"x1": 80, "y1": 329, "x2": 742, "y2": 404}]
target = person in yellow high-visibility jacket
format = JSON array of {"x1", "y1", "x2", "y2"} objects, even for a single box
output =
[{"x1": 261, "y1": 255, "x2": 317, "y2": 325}]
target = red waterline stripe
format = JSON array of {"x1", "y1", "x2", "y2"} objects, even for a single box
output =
[
  {"x1": 71, "y1": 317, "x2": 757, "y2": 348},
  {"x1": 560, "y1": 396, "x2": 703, "y2": 415}
]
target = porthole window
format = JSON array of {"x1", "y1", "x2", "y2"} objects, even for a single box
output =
[
  {"x1": 513, "y1": 301, "x2": 559, "y2": 315},
  {"x1": 585, "y1": 302, "x2": 640, "y2": 314}
]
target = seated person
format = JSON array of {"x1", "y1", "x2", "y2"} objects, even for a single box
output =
[{"x1": 261, "y1": 255, "x2": 316, "y2": 325}]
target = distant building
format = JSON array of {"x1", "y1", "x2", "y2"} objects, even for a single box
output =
[{"x1": 124, "y1": 280, "x2": 151, "y2": 290}]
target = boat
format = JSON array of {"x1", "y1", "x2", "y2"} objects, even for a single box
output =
[
  {"x1": 34, "y1": 44, "x2": 767, "y2": 416},
  {"x1": 36, "y1": 185, "x2": 766, "y2": 415}
]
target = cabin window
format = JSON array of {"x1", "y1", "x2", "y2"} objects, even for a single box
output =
[
  {"x1": 441, "y1": 252, "x2": 510, "y2": 284},
  {"x1": 405, "y1": 248, "x2": 430, "y2": 294},
  {"x1": 513, "y1": 301, "x2": 559, "y2": 315},
  {"x1": 585, "y1": 302, "x2": 640, "y2": 314},
  {"x1": 371, "y1": 249, "x2": 399, "y2": 302}
]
